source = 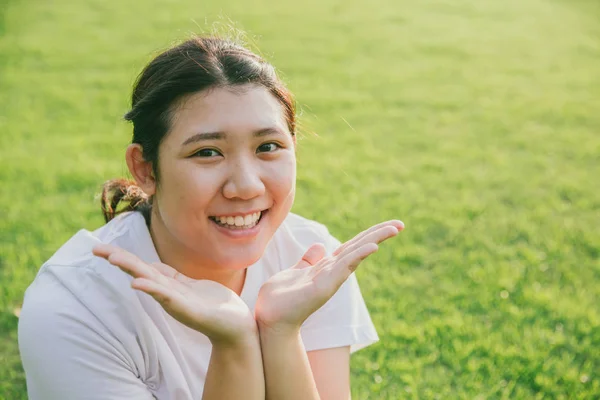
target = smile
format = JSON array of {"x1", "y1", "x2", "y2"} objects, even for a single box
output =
[{"x1": 209, "y1": 210, "x2": 267, "y2": 230}]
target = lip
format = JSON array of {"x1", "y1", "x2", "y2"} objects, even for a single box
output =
[{"x1": 209, "y1": 209, "x2": 268, "y2": 239}]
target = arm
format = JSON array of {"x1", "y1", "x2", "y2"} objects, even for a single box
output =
[
  {"x1": 307, "y1": 347, "x2": 351, "y2": 400},
  {"x1": 259, "y1": 325, "x2": 320, "y2": 399},
  {"x1": 259, "y1": 326, "x2": 351, "y2": 400},
  {"x1": 202, "y1": 330, "x2": 265, "y2": 400}
]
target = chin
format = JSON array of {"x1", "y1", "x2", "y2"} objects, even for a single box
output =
[{"x1": 213, "y1": 249, "x2": 264, "y2": 271}]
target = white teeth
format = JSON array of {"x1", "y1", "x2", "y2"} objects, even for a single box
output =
[{"x1": 213, "y1": 211, "x2": 263, "y2": 228}]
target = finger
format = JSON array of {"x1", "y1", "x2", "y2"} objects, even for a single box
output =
[
  {"x1": 151, "y1": 262, "x2": 177, "y2": 278},
  {"x1": 94, "y1": 245, "x2": 184, "y2": 286},
  {"x1": 337, "y1": 225, "x2": 399, "y2": 259},
  {"x1": 92, "y1": 243, "x2": 127, "y2": 259},
  {"x1": 294, "y1": 243, "x2": 327, "y2": 269},
  {"x1": 131, "y1": 278, "x2": 178, "y2": 305},
  {"x1": 106, "y1": 251, "x2": 167, "y2": 284},
  {"x1": 132, "y1": 278, "x2": 201, "y2": 325},
  {"x1": 332, "y1": 220, "x2": 404, "y2": 256},
  {"x1": 332, "y1": 243, "x2": 379, "y2": 282},
  {"x1": 151, "y1": 262, "x2": 195, "y2": 283},
  {"x1": 94, "y1": 244, "x2": 158, "y2": 280}
]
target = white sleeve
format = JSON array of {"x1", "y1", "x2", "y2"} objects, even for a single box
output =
[
  {"x1": 300, "y1": 234, "x2": 379, "y2": 353},
  {"x1": 18, "y1": 270, "x2": 155, "y2": 400}
]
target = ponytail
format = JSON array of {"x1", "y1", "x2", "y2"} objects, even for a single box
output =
[{"x1": 100, "y1": 178, "x2": 151, "y2": 223}]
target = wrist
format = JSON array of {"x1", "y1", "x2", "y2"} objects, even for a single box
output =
[
  {"x1": 209, "y1": 329, "x2": 264, "y2": 374},
  {"x1": 209, "y1": 319, "x2": 260, "y2": 350},
  {"x1": 257, "y1": 319, "x2": 301, "y2": 339}
]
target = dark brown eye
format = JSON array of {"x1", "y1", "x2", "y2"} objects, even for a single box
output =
[
  {"x1": 193, "y1": 148, "x2": 222, "y2": 157},
  {"x1": 257, "y1": 143, "x2": 281, "y2": 153}
]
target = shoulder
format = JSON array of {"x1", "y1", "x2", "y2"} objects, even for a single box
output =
[
  {"x1": 34, "y1": 211, "x2": 154, "y2": 284},
  {"x1": 19, "y1": 212, "x2": 167, "y2": 393},
  {"x1": 41, "y1": 211, "x2": 154, "y2": 270},
  {"x1": 21, "y1": 212, "x2": 153, "y2": 345}
]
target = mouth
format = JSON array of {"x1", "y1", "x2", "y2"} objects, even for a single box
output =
[{"x1": 208, "y1": 209, "x2": 268, "y2": 230}]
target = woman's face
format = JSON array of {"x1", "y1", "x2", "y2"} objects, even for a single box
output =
[{"x1": 152, "y1": 84, "x2": 296, "y2": 270}]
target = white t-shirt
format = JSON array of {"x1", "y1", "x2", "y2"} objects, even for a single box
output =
[{"x1": 18, "y1": 211, "x2": 378, "y2": 400}]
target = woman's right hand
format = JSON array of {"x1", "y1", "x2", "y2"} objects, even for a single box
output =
[{"x1": 92, "y1": 244, "x2": 257, "y2": 346}]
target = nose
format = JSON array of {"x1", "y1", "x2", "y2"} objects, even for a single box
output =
[{"x1": 222, "y1": 159, "x2": 266, "y2": 200}]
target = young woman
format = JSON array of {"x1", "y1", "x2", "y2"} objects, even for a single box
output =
[{"x1": 18, "y1": 36, "x2": 404, "y2": 399}]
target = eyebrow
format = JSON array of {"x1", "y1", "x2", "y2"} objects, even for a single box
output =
[{"x1": 181, "y1": 127, "x2": 285, "y2": 147}]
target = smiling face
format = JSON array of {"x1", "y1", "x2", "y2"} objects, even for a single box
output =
[{"x1": 148, "y1": 84, "x2": 296, "y2": 272}]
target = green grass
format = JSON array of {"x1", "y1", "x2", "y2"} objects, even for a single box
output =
[{"x1": 1, "y1": 0, "x2": 599, "y2": 398}]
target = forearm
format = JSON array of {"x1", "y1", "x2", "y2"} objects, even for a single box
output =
[
  {"x1": 202, "y1": 331, "x2": 265, "y2": 400},
  {"x1": 259, "y1": 324, "x2": 320, "y2": 400}
]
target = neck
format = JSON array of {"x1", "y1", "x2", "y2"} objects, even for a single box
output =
[{"x1": 147, "y1": 210, "x2": 247, "y2": 296}]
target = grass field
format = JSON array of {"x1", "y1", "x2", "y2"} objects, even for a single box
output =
[{"x1": 1, "y1": 0, "x2": 599, "y2": 398}]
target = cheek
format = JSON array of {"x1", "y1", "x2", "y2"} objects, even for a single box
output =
[
  {"x1": 264, "y1": 155, "x2": 296, "y2": 202},
  {"x1": 157, "y1": 162, "x2": 221, "y2": 215}
]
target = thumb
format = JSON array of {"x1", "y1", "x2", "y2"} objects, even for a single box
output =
[{"x1": 294, "y1": 243, "x2": 327, "y2": 269}]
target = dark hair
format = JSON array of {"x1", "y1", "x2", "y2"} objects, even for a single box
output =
[{"x1": 101, "y1": 36, "x2": 296, "y2": 223}]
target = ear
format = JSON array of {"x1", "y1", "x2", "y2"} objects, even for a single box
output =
[{"x1": 125, "y1": 144, "x2": 156, "y2": 196}]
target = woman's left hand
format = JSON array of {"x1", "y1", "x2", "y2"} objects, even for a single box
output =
[{"x1": 254, "y1": 220, "x2": 404, "y2": 334}]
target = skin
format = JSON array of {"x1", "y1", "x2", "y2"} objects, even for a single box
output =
[{"x1": 92, "y1": 84, "x2": 405, "y2": 399}]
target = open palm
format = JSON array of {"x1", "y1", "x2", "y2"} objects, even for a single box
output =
[
  {"x1": 93, "y1": 244, "x2": 256, "y2": 343},
  {"x1": 254, "y1": 220, "x2": 404, "y2": 332}
]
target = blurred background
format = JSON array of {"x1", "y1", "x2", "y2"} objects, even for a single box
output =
[{"x1": 1, "y1": 0, "x2": 599, "y2": 398}]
